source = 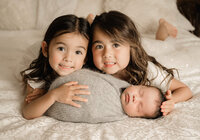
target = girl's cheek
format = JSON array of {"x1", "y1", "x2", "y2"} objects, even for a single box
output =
[{"x1": 92, "y1": 54, "x2": 98, "y2": 61}]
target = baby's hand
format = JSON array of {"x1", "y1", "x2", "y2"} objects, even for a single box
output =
[
  {"x1": 25, "y1": 88, "x2": 46, "y2": 103},
  {"x1": 51, "y1": 81, "x2": 90, "y2": 108},
  {"x1": 161, "y1": 90, "x2": 175, "y2": 116}
]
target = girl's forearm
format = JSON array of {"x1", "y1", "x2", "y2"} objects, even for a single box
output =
[
  {"x1": 22, "y1": 90, "x2": 55, "y2": 120},
  {"x1": 171, "y1": 86, "x2": 193, "y2": 103}
]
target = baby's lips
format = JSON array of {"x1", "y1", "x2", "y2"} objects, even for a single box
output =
[{"x1": 125, "y1": 93, "x2": 130, "y2": 103}]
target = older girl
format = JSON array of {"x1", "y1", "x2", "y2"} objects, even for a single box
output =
[{"x1": 87, "y1": 11, "x2": 192, "y2": 117}]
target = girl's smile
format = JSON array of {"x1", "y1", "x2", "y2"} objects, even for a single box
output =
[
  {"x1": 104, "y1": 61, "x2": 116, "y2": 67},
  {"x1": 58, "y1": 64, "x2": 74, "y2": 70}
]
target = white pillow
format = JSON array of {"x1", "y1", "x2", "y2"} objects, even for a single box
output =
[
  {"x1": 104, "y1": 0, "x2": 194, "y2": 34},
  {"x1": 0, "y1": 0, "x2": 37, "y2": 30},
  {"x1": 74, "y1": 0, "x2": 104, "y2": 18},
  {"x1": 36, "y1": 0, "x2": 78, "y2": 30}
]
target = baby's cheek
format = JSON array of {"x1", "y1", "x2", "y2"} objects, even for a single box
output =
[{"x1": 124, "y1": 106, "x2": 133, "y2": 116}]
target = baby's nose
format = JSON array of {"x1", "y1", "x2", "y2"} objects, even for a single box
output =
[
  {"x1": 134, "y1": 95, "x2": 142, "y2": 102},
  {"x1": 132, "y1": 95, "x2": 135, "y2": 102}
]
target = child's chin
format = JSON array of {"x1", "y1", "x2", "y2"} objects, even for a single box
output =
[{"x1": 59, "y1": 71, "x2": 74, "y2": 76}]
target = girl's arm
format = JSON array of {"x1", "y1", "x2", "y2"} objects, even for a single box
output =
[
  {"x1": 169, "y1": 78, "x2": 192, "y2": 103},
  {"x1": 25, "y1": 84, "x2": 46, "y2": 103},
  {"x1": 22, "y1": 81, "x2": 90, "y2": 120},
  {"x1": 161, "y1": 78, "x2": 193, "y2": 116},
  {"x1": 22, "y1": 83, "x2": 59, "y2": 120}
]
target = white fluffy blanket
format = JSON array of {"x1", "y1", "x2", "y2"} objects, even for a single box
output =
[{"x1": 0, "y1": 30, "x2": 200, "y2": 139}]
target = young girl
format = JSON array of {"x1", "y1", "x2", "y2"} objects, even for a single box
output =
[
  {"x1": 21, "y1": 15, "x2": 91, "y2": 119},
  {"x1": 87, "y1": 11, "x2": 192, "y2": 117}
]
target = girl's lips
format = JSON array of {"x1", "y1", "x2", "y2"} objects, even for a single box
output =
[
  {"x1": 59, "y1": 64, "x2": 73, "y2": 70},
  {"x1": 104, "y1": 62, "x2": 116, "y2": 67}
]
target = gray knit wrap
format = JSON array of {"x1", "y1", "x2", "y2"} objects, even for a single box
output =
[{"x1": 46, "y1": 69, "x2": 129, "y2": 123}]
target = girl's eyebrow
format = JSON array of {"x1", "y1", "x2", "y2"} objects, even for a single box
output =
[
  {"x1": 111, "y1": 38, "x2": 125, "y2": 44},
  {"x1": 77, "y1": 46, "x2": 87, "y2": 50},
  {"x1": 56, "y1": 42, "x2": 65, "y2": 45},
  {"x1": 55, "y1": 42, "x2": 68, "y2": 47},
  {"x1": 92, "y1": 40, "x2": 102, "y2": 45},
  {"x1": 56, "y1": 42, "x2": 87, "y2": 50},
  {"x1": 92, "y1": 40, "x2": 122, "y2": 46},
  {"x1": 75, "y1": 46, "x2": 87, "y2": 51},
  {"x1": 111, "y1": 39, "x2": 120, "y2": 43}
]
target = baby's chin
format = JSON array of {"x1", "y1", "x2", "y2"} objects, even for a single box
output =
[
  {"x1": 124, "y1": 111, "x2": 147, "y2": 118},
  {"x1": 126, "y1": 113, "x2": 137, "y2": 118}
]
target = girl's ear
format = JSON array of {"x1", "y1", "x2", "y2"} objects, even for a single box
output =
[{"x1": 41, "y1": 41, "x2": 48, "y2": 57}]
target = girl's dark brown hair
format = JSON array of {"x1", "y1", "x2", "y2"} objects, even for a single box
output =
[
  {"x1": 87, "y1": 10, "x2": 175, "y2": 85},
  {"x1": 21, "y1": 15, "x2": 90, "y2": 90}
]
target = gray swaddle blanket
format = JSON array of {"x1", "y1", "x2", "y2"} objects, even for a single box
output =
[{"x1": 46, "y1": 69, "x2": 130, "y2": 123}]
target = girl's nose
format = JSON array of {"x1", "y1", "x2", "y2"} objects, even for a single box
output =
[
  {"x1": 63, "y1": 53, "x2": 72, "y2": 62},
  {"x1": 103, "y1": 47, "x2": 113, "y2": 58},
  {"x1": 63, "y1": 58, "x2": 72, "y2": 62}
]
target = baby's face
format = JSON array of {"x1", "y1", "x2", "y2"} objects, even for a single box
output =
[{"x1": 121, "y1": 85, "x2": 161, "y2": 118}]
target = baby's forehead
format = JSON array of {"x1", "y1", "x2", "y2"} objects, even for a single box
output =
[
  {"x1": 125, "y1": 85, "x2": 152, "y2": 90},
  {"x1": 142, "y1": 86, "x2": 160, "y2": 93},
  {"x1": 124, "y1": 85, "x2": 161, "y2": 98},
  {"x1": 144, "y1": 94, "x2": 162, "y2": 117}
]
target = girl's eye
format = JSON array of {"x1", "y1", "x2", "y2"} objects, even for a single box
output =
[
  {"x1": 75, "y1": 50, "x2": 83, "y2": 55},
  {"x1": 95, "y1": 45, "x2": 103, "y2": 49},
  {"x1": 57, "y1": 47, "x2": 64, "y2": 51},
  {"x1": 113, "y1": 43, "x2": 120, "y2": 48}
]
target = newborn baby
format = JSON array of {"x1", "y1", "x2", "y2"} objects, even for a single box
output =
[
  {"x1": 46, "y1": 69, "x2": 164, "y2": 123},
  {"x1": 121, "y1": 85, "x2": 164, "y2": 119}
]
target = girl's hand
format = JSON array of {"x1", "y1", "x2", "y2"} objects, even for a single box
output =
[
  {"x1": 51, "y1": 81, "x2": 90, "y2": 108},
  {"x1": 25, "y1": 88, "x2": 46, "y2": 103},
  {"x1": 161, "y1": 90, "x2": 175, "y2": 116}
]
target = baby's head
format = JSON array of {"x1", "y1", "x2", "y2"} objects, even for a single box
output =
[{"x1": 121, "y1": 85, "x2": 165, "y2": 119}]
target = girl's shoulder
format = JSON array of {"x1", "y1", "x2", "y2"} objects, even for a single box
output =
[
  {"x1": 147, "y1": 61, "x2": 167, "y2": 73},
  {"x1": 147, "y1": 61, "x2": 172, "y2": 93},
  {"x1": 147, "y1": 61, "x2": 159, "y2": 74},
  {"x1": 25, "y1": 69, "x2": 45, "y2": 89},
  {"x1": 27, "y1": 80, "x2": 45, "y2": 89}
]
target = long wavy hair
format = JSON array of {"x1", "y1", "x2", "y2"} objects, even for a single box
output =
[
  {"x1": 87, "y1": 11, "x2": 175, "y2": 85},
  {"x1": 21, "y1": 15, "x2": 90, "y2": 90}
]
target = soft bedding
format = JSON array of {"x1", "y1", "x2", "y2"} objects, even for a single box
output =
[
  {"x1": 0, "y1": 29, "x2": 200, "y2": 140},
  {"x1": 0, "y1": 0, "x2": 200, "y2": 139}
]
